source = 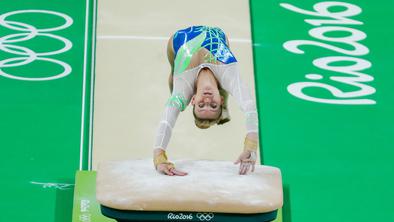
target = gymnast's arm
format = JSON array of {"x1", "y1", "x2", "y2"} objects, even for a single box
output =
[
  {"x1": 221, "y1": 65, "x2": 259, "y2": 136},
  {"x1": 224, "y1": 32, "x2": 258, "y2": 138},
  {"x1": 154, "y1": 105, "x2": 179, "y2": 151},
  {"x1": 219, "y1": 64, "x2": 259, "y2": 174},
  {"x1": 153, "y1": 104, "x2": 188, "y2": 176},
  {"x1": 154, "y1": 36, "x2": 177, "y2": 153},
  {"x1": 153, "y1": 36, "x2": 187, "y2": 176}
]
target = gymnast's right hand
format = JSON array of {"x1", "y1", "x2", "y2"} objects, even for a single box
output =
[{"x1": 153, "y1": 148, "x2": 188, "y2": 176}]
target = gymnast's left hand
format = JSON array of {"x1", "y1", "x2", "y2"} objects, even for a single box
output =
[
  {"x1": 234, "y1": 150, "x2": 257, "y2": 175},
  {"x1": 234, "y1": 133, "x2": 258, "y2": 175}
]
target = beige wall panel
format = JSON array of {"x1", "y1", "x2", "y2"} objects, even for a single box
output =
[{"x1": 97, "y1": 0, "x2": 251, "y2": 39}]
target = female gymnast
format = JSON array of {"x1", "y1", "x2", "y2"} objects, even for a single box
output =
[{"x1": 153, "y1": 26, "x2": 259, "y2": 176}]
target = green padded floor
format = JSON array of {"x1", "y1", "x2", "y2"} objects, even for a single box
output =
[
  {"x1": 250, "y1": 0, "x2": 394, "y2": 221},
  {"x1": 0, "y1": 0, "x2": 96, "y2": 221}
]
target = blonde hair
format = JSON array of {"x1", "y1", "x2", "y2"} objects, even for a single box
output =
[{"x1": 193, "y1": 107, "x2": 222, "y2": 129}]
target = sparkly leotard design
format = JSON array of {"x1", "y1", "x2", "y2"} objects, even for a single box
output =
[{"x1": 172, "y1": 26, "x2": 237, "y2": 75}]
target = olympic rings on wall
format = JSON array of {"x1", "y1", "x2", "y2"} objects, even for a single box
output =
[{"x1": 0, "y1": 10, "x2": 73, "y2": 81}]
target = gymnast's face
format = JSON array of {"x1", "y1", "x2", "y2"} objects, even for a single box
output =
[{"x1": 191, "y1": 69, "x2": 224, "y2": 119}]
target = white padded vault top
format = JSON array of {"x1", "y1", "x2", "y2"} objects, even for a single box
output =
[{"x1": 96, "y1": 159, "x2": 283, "y2": 214}]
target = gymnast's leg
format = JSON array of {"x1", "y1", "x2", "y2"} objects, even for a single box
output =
[{"x1": 167, "y1": 35, "x2": 175, "y2": 94}]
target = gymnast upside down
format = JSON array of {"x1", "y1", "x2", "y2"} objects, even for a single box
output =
[{"x1": 153, "y1": 25, "x2": 259, "y2": 176}]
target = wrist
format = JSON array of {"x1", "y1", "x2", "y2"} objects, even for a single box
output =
[
  {"x1": 246, "y1": 132, "x2": 258, "y2": 141},
  {"x1": 244, "y1": 136, "x2": 258, "y2": 152},
  {"x1": 153, "y1": 149, "x2": 174, "y2": 169},
  {"x1": 153, "y1": 148, "x2": 165, "y2": 156}
]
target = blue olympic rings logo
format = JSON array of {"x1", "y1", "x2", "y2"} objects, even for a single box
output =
[
  {"x1": 196, "y1": 213, "x2": 214, "y2": 221},
  {"x1": 0, "y1": 10, "x2": 73, "y2": 81}
]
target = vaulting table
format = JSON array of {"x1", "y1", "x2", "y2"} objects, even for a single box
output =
[{"x1": 96, "y1": 159, "x2": 283, "y2": 222}]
